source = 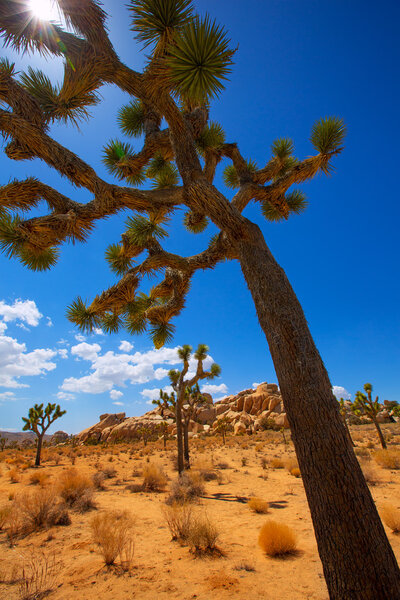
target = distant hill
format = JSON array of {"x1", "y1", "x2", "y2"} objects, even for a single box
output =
[{"x1": 0, "y1": 430, "x2": 51, "y2": 444}]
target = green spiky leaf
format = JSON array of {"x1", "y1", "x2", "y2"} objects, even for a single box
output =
[
  {"x1": 209, "y1": 362, "x2": 221, "y2": 378},
  {"x1": 286, "y1": 190, "x2": 308, "y2": 215},
  {"x1": 194, "y1": 343, "x2": 208, "y2": 361},
  {"x1": 310, "y1": 117, "x2": 346, "y2": 154},
  {"x1": 271, "y1": 137, "x2": 294, "y2": 159},
  {"x1": 0, "y1": 58, "x2": 16, "y2": 76},
  {"x1": 129, "y1": 0, "x2": 194, "y2": 48},
  {"x1": 126, "y1": 215, "x2": 168, "y2": 246},
  {"x1": 66, "y1": 297, "x2": 101, "y2": 333},
  {"x1": 261, "y1": 201, "x2": 285, "y2": 222},
  {"x1": 183, "y1": 210, "x2": 208, "y2": 233},
  {"x1": 125, "y1": 312, "x2": 148, "y2": 335},
  {"x1": 0, "y1": 213, "x2": 25, "y2": 258},
  {"x1": 18, "y1": 246, "x2": 59, "y2": 271},
  {"x1": 150, "y1": 321, "x2": 175, "y2": 349},
  {"x1": 196, "y1": 121, "x2": 225, "y2": 155},
  {"x1": 167, "y1": 15, "x2": 236, "y2": 103},
  {"x1": 105, "y1": 244, "x2": 133, "y2": 276},
  {"x1": 222, "y1": 159, "x2": 257, "y2": 189},
  {"x1": 146, "y1": 154, "x2": 171, "y2": 178},
  {"x1": 117, "y1": 101, "x2": 146, "y2": 137},
  {"x1": 102, "y1": 140, "x2": 146, "y2": 185},
  {"x1": 101, "y1": 312, "x2": 122, "y2": 334},
  {"x1": 151, "y1": 163, "x2": 179, "y2": 189}
]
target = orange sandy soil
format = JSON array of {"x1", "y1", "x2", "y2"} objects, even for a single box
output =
[{"x1": 1, "y1": 424, "x2": 400, "y2": 600}]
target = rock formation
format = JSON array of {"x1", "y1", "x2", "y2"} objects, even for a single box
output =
[{"x1": 76, "y1": 383, "x2": 288, "y2": 443}]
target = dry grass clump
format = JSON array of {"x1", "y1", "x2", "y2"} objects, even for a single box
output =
[
  {"x1": 188, "y1": 513, "x2": 219, "y2": 555},
  {"x1": 92, "y1": 471, "x2": 106, "y2": 490},
  {"x1": 380, "y1": 503, "x2": 400, "y2": 533},
  {"x1": 91, "y1": 510, "x2": 135, "y2": 567},
  {"x1": 269, "y1": 457, "x2": 284, "y2": 469},
  {"x1": 18, "y1": 551, "x2": 58, "y2": 600},
  {"x1": 58, "y1": 468, "x2": 95, "y2": 512},
  {"x1": 0, "y1": 505, "x2": 11, "y2": 530},
  {"x1": 29, "y1": 470, "x2": 49, "y2": 487},
  {"x1": 258, "y1": 520, "x2": 298, "y2": 557},
  {"x1": 284, "y1": 457, "x2": 299, "y2": 472},
  {"x1": 14, "y1": 488, "x2": 70, "y2": 532},
  {"x1": 360, "y1": 462, "x2": 381, "y2": 486},
  {"x1": 166, "y1": 471, "x2": 205, "y2": 504},
  {"x1": 290, "y1": 467, "x2": 301, "y2": 478},
  {"x1": 9, "y1": 467, "x2": 20, "y2": 483},
  {"x1": 247, "y1": 497, "x2": 269, "y2": 514},
  {"x1": 354, "y1": 446, "x2": 371, "y2": 460},
  {"x1": 142, "y1": 463, "x2": 168, "y2": 492},
  {"x1": 373, "y1": 449, "x2": 400, "y2": 470},
  {"x1": 162, "y1": 502, "x2": 193, "y2": 542}
]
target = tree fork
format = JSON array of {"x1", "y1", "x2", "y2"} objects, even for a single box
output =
[{"x1": 238, "y1": 222, "x2": 400, "y2": 600}]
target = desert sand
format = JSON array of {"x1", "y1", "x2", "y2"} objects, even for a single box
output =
[{"x1": 1, "y1": 423, "x2": 400, "y2": 600}]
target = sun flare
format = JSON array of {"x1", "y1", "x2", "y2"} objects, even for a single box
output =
[{"x1": 29, "y1": 0, "x2": 60, "y2": 21}]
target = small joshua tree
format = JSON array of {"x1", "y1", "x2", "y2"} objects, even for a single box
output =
[
  {"x1": 338, "y1": 398, "x2": 355, "y2": 447},
  {"x1": 181, "y1": 383, "x2": 209, "y2": 468},
  {"x1": 152, "y1": 388, "x2": 176, "y2": 449},
  {"x1": 214, "y1": 415, "x2": 232, "y2": 445},
  {"x1": 351, "y1": 384, "x2": 387, "y2": 449},
  {"x1": 22, "y1": 403, "x2": 66, "y2": 466},
  {"x1": 168, "y1": 344, "x2": 220, "y2": 474},
  {"x1": 0, "y1": 436, "x2": 7, "y2": 451}
]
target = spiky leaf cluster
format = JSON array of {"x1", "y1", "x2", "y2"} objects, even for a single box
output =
[
  {"x1": 117, "y1": 101, "x2": 146, "y2": 137},
  {"x1": 18, "y1": 246, "x2": 59, "y2": 271},
  {"x1": 261, "y1": 190, "x2": 307, "y2": 222},
  {"x1": 105, "y1": 244, "x2": 133, "y2": 276},
  {"x1": 0, "y1": 57, "x2": 15, "y2": 77},
  {"x1": 166, "y1": 15, "x2": 235, "y2": 103},
  {"x1": 146, "y1": 154, "x2": 171, "y2": 177},
  {"x1": 223, "y1": 159, "x2": 257, "y2": 189},
  {"x1": 151, "y1": 162, "x2": 179, "y2": 188},
  {"x1": 0, "y1": 213, "x2": 25, "y2": 257},
  {"x1": 101, "y1": 312, "x2": 122, "y2": 334},
  {"x1": 102, "y1": 139, "x2": 145, "y2": 185},
  {"x1": 183, "y1": 210, "x2": 208, "y2": 233},
  {"x1": 271, "y1": 138, "x2": 294, "y2": 160},
  {"x1": 310, "y1": 117, "x2": 346, "y2": 154},
  {"x1": 22, "y1": 402, "x2": 66, "y2": 433},
  {"x1": 66, "y1": 297, "x2": 101, "y2": 333},
  {"x1": 196, "y1": 121, "x2": 225, "y2": 155},
  {"x1": 150, "y1": 321, "x2": 175, "y2": 348},
  {"x1": 129, "y1": 0, "x2": 194, "y2": 48},
  {"x1": 126, "y1": 215, "x2": 168, "y2": 245}
]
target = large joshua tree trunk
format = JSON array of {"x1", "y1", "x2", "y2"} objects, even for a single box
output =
[
  {"x1": 35, "y1": 434, "x2": 43, "y2": 467},
  {"x1": 238, "y1": 223, "x2": 400, "y2": 600},
  {"x1": 175, "y1": 393, "x2": 184, "y2": 475},
  {"x1": 371, "y1": 414, "x2": 387, "y2": 450},
  {"x1": 183, "y1": 420, "x2": 190, "y2": 468}
]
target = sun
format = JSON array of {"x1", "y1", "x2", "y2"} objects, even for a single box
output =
[{"x1": 29, "y1": 0, "x2": 60, "y2": 21}]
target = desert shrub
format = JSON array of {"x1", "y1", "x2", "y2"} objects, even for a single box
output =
[
  {"x1": 284, "y1": 457, "x2": 299, "y2": 472},
  {"x1": 258, "y1": 520, "x2": 297, "y2": 556},
  {"x1": 142, "y1": 463, "x2": 167, "y2": 492},
  {"x1": 248, "y1": 497, "x2": 269, "y2": 514},
  {"x1": 29, "y1": 471, "x2": 49, "y2": 487},
  {"x1": 125, "y1": 483, "x2": 144, "y2": 493},
  {"x1": 196, "y1": 461, "x2": 219, "y2": 481},
  {"x1": 9, "y1": 467, "x2": 20, "y2": 483},
  {"x1": 233, "y1": 561, "x2": 256, "y2": 572},
  {"x1": 360, "y1": 462, "x2": 381, "y2": 486},
  {"x1": 90, "y1": 510, "x2": 134, "y2": 566},
  {"x1": 188, "y1": 514, "x2": 219, "y2": 554},
  {"x1": 373, "y1": 449, "x2": 400, "y2": 469},
  {"x1": 166, "y1": 472, "x2": 205, "y2": 504},
  {"x1": 19, "y1": 551, "x2": 58, "y2": 600},
  {"x1": 101, "y1": 466, "x2": 117, "y2": 479},
  {"x1": 6, "y1": 489, "x2": 70, "y2": 538},
  {"x1": 290, "y1": 467, "x2": 301, "y2": 478},
  {"x1": 92, "y1": 471, "x2": 107, "y2": 490},
  {"x1": 216, "y1": 461, "x2": 230, "y2": 470},
  {"x1": 241, "y1": 457, "x2": 248, "y2": 467},
  {"x1": 0, "y1": 505, "x2": 11, "y2": 530},
  {"x1": 58, "y1": 468, "x2": 95, "y2": 511},
  {"x1": 260, "y1": 457, "x2": 268, "y2": 470},
  {"x1": 354, "y1": 447, "x2": 370, "y2": 460},
  {"x1": 269, "y1": 457, "x2": 284, "y2": 469},
  {"x1": 162, "y1": 502, "x2": 193, "y2": 541},
  {"x1": 259, "y1": 416, "x2": 280, "y2": 431},
  {"x1": 380, "y1": 503, "x2": 400, "y2": 533}
]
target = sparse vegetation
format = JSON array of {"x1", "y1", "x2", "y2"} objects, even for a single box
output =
[
  {"x1": 166, "y1": 471, "x2": 205, "y2": 504},
  {"x1": 187, "y1": 513, "x2": 219, "y2": 554},
  {"x1": 91, "y1": 509, "x2": 135, "y2": 567},
  {"x1": 162, "y1": 502, "x2": 193, "y2": 541},
  {"x1": 258, "y1": 520, "x2": 298, "y2": 556},
  {"x1": 58, "y1": 468, "x2": 95, "y2": 511},
  {"x1": 380, "y1": 504, "x2": 400, "y2": 533},
  {"x1": 142, "y1": 463, "x2": 168, "y2": 491},
  {"x1": 22, "y1": 403, "x2": 66, "y2": 467},
  {"x1": 373, "y1": 449, "x2": 400, "y2": 470},
  {"x1": 248, "y1": 497, "x2": 269, "y2": 514}
]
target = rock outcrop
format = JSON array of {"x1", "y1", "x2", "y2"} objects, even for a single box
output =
[{"x1": 76, "y1": 383, "x2": 288, "y2": 443}]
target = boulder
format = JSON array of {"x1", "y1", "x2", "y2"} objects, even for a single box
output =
[
  {"x1": 234, "y1": 421, "x2": 247, "y2": 435},
  {"x1": 196, "y1": 406, "x2": 216, "y2": 424}
]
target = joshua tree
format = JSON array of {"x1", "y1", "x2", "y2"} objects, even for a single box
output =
[
  {"x1": 22, "y1": 403, "x2": 66, "y2": 466},
  {"x1": 352, "y1": 384, "x2": 387, "y2": 450},
  {"x1": 168, "y1": 344, "x2": 220, "y2": 474},
  {"x1": 0, "y1": 436, "x2": 7, "y2": 451},
  {"x1": 338, "y1": 398, "x2": 355, "y2": 447},
  {"x1": 152, "y1": 388, "x2": 176, "y2": 450},
  {"x1": 0, "y1": 1, "x2": 399, "y2": 596},
  {"x1": 214, "y1": 415, "x2": 232, "y2": 445},
  {"x1": 181, "y1": 383, "x2": 209, "y2": 467}
]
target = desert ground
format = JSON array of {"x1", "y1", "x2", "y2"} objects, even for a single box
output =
[{"x1": 1, "y1": 423, "x2": 400, "y2": 600}]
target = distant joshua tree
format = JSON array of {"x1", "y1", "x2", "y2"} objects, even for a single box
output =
[
  {"x1": 214, "y1": 415, "x2": 232, "y2": 445},
  {"x1": 22, "y1": 403, "x2": 66, "y2": 466},
  {"x1": 352, "y1": 384, "x2": 387, "y2": 449},
  {"x1": 0, "y1": 436, "x2": 7, "y2": 451},
  {"x1": 338, "y1": 398, "x2": 355, "y2": 447},
  {"x1": 168, "y1": 344, "x2": 220, "y2": 474},
  {"x1": 181, "y1": 383, "x2": 209, "y2": 467}
]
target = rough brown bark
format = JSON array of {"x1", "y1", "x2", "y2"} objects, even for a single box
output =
[
  {"x1": 175, "y1": 392, "x2": 184, "y2": 475},
  {"x1": 183, "y1": 421, "x2": 190, "y2": 469},
  {"x1": 238, "y1": 222, "x2": 400, "y2": 600},
  {"x1": 371, "y1": 415, "x2": 387, "y2": 449},
  {"x1": 35, "y1": 435, "x2": 43, "y2": 467}
]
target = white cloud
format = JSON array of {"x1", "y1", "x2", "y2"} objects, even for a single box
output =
[
  {"x1": 252, "y1": 382, "x2": 261, "y2": 389},
  {"x1": 0, "y1": 333, "x2": 57, "y2": 388},
  {"x1": 201, "y1": 383, "x2": 228, "y2": 396},
  {"x1": 112, "y1": 401, "x2": 125, "y2": 406},
  {"x1": 119, "y1": 341, "x2": 133, "y2": 352},
  {"x1": 141, "y1": 385, "x2": 173, "y2": 404},
  {"x1": 71, "y1": 342, "x2": 101, "y2": 362},
  {"x1": 58, "y1": 349, "x2": 68, "y2": 360},
  {"x1": 56, "y1": 391, "x2": 75, "y2": 402},
  {"x1": 0, "y1": 391, "x2": 16, "y2": 401},
  {"x1": 74, "y1": 334, "x2": 86, "y2": 342},
  {"x1": 93, "y1": 328, "x2": 104, "y2": 336},
  {"x1": 60, "y1": 346, "x2": 182, "y2": 396},
  {"x1": 332, "y1": 386, "x2": 351, "y2": 400},
  {"x1": 0, "y1": 322, "x2": 7, "y2": 334},
  {"x1": 110, "y1": 390, "x2": 123, "y2": 401},
  {"x1": 0, "y1": 299, "x2": 42, "y2": 327},
  {"x1": 46, "y1": 317, "x2": 53, "y2": 327}
]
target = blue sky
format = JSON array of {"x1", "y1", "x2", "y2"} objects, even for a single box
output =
[{"x1": 0, "y1": 0, "x2": 399, "y2": 434}]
